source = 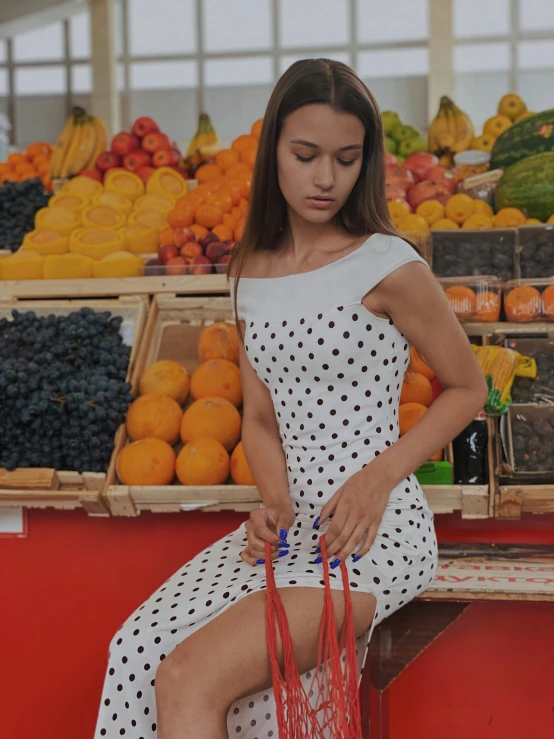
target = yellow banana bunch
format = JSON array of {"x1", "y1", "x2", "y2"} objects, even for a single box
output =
[
  {"x1": 186, "y1": 112, "x2": 221, "y2": 165},
  {"x1": 429, "y1": 96, "x2": 474, "y2": 165},
  {"x1": 50, "y1": 107, "x2": 108, "y2": 179}
]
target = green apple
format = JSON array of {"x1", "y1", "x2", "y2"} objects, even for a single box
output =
[
  {"x1": 398, "y1": 136, "x2": 428, "y2": 157},
  {"x1": 390, "y1": 123, "x2": 420, "y2": 143},
  {"x1": 381, "y1": 111, "x2": 401, "y2": 136},
  {"x1": 384, "y1": 136, "x2": 397, "y2": 154}
]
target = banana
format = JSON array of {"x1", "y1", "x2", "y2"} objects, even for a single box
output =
[
  {"x1": 59, "y1": 120, "x2": 84, "y2": 179},
  {"x1": 429, "y1": 96, "x2": 474, "y2": 159},
  {"x1": 84, "y1": 116, "x2": 108, "y2": 171},
  {"x1": 67, "y1": 117, "x2": 97, "y2": 177},
  {"x1": 49, "y1": 116, "x2": 75, "y2": 179},
  {"x1": 186, "y1": 113, "x2": 221, "y2": 160}
]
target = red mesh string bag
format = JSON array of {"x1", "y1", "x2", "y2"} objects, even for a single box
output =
[{"x1": 264, "y1": 535, "x2": 363, "y2": 738}]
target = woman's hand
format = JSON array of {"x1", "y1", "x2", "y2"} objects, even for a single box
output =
[
  {"x1": 240, "y1": 500, "x2": 295, "y2": 566},
  {"x1": 313, "y1": 469, "x2": 390, "y2": 567}
]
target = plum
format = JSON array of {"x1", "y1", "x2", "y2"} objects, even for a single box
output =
[
  {"x1": 158, "y1": 243, "x2": 179, "y2": 264},
  {"x1": 205, "y1": 241, "x2": 227, "y2": 265}
]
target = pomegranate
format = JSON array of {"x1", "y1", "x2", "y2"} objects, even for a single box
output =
[
  {"x1": 423, "y1": 166, "x2": 457, "y2": 194},
  {"x1": 401, "y1": 152, "x2": 439, "y2": 182},
  {"x1": 385, "y1": 182, "x2": 407, "y2": 201},
  {"x1": 386, "y1": 166, "x2": 414, "y2": 192},
  {"x1": 408, "y1": 180, "x2": 451, "y2": 210}
]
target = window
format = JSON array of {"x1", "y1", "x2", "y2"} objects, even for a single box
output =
[
  {"x1": 129, "y1": 0, "x2": 196, "y2": 56},
  {"x1": 0, "y1": 40, "x2": 6, "y2": 63},
  {"x1": 15, "y1": 66, "x2": 66, "y2": 95},
  {"x1": 70, "y1": 12, "x2": 91, "y2": 60},
  {"x1": 358, "y1": 48, "x2": 428, "y2": 78},
  {"x1": 357, "y1": 0, "x2": 427, "y2": 43},
  {"x1": 454, "y1": 43, "x2": 510, "y2": 73},
  {"x1": 130, "y1": 60, "x2": 197, "y2": 90},
  {"x1": 13, "y1": 23, "x2": 64, "y2": 62},
  {"x1": 280, "y1": 0, "x2": 349, "y2": 48},
  {"x1": 454, "y1": 0, "x2": 509, "y2": 39},
  {"x1": 518, "y1": 41, "x2": 554, "y2": 70},
  {"x1": 203, "y1": 0, "x2": 271, "y2": 52},
  {"x1": 71, "y1": 65, "x2": 92, "y2": 94},
  {"x1": 280, "y1": 52, "x2": 350, "y2": 74},
  {"x1": 205, "y1": 57, "x2": 273, "y2": 86},
  {"x1": 520, "y1": 0, "x2": 554, "y2": 31},
  {"x1": 0, "y1": 69, "x2": 8, "y2": 96}
]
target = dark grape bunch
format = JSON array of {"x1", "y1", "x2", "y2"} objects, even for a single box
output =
[
  {"x1": 0, "y1": 307, "x2": 134, "y2": 473},
  {"x1": 0, "y1": 178, "x2": 52, "y2": 252}
]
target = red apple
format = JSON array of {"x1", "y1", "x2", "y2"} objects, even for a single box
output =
[
  {"x1": 152, "y1": 149, "x2": 179, "y2": 168},
  {"x1": 190, "y1": 255, "x2": 213, "y2": 275},
  {"x1": 132, "y1": 116, "x2": 160, "y2": 139},
  {"x1": 401, "y1": 152, "x2": 440, "y2": 183},
  {"x1": 166, "y1": 256, "x2": 187, "y2": 276},
  {"x1": 180, "y1": 242, "x2": 203, "y2": 262},
  {"x1": 135, "y1": 165, "x2": 155, "y2": 184},
  {"x1": 123, "y1": 150, "x2": 152, "y2": 172},
  {"x1": 142, "y1": 132, "x2": 172, "y2": 154},
  {"x1": 385, "y1": 152, "x2": 399, "y2": 168},
  {"x1": 80, "y1": 168, "x2": 103, "y2": 182},
  {"x1": 158, "y1": 243, "x2": 179, "y2": 264},
  {"x1": 385, "y1": 182, "x2": 407, "y2": 201},
  {"x1": 96, "y1": 151, "x2": 121, "y2": 173},
  {"x1": 215, "y1": 254, "x2": 232, "y2": 274},
  {"x1": 172, "y1": 227, "x2": 196, "y2": 247},
  {"x1": 424, "y1": 166, "x2": 457, "y2": 194},
  {"x1": 408, "y1": 179, "x2": 452, "y2": 210},
  {"x1": 385, "y1": 166, "x2": 414, "y2": 192},
  {"x1": 205, "y1": 241, "x2": 227, "y2": 265},
  {"x1": 111, "y1": 132, "x2": 140, "y2": 157}
]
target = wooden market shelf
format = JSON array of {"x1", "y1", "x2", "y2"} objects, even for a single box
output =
[
  {"x1": 496, "y1": 485, "x2": 554, "y2": 519},
  {"x1": 0, "y1": 273, "x2": 230, "y2": 299},
  {"x1": 0, "y1": 295, "x2": 149, "y2": 516}
]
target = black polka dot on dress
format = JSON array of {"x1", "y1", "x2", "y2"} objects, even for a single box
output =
[{"x1": 93, "y1": 234, "x2": 438, "y2": 738}]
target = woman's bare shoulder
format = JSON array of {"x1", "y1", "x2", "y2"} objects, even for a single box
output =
[{"x1": 229, "y1": 249, "x2": 273, "y2": 279}]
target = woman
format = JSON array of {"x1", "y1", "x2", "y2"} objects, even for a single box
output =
[{"x1": 95, "y1": 59, "x2": 487, "y2": 738}]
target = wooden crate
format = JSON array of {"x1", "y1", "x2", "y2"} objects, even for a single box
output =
[
  {"x1": 0, "y1": 295, "x2": 149, "y2": 516},
  {"x1": 104, "y1": 294, "x2": 493, "y2": 518}
]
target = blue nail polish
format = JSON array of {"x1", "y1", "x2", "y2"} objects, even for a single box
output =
[
  {"x1": 330, "y1": 558, "x2": 341, "y2": 569},
  {"x1": 352, "y1": 554, "x2": 362, "y2": 562},
  {"x1": 278, "y1": 550, "x2": 288, "y2": 557},
  {"x1": 278, "y1": 541, "x2": 290, "y2": 549},
  {"x1": 314, "y1": 556, "x2": 323, "y2": 564},
  {"x1": 312, "y1": 516, "x2": 320, "y2": 530},
  {"x1": 279, "y1": 528, "x2": 288, "y2": 541},
  {"x1": 256, "y1": 559, "x2": 265, "y2": 564},
  {"x1": 314, "y1": 546, "x2": 321, "y2": 553}
]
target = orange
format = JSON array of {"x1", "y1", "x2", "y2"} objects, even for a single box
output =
[
  {"x1": 430, "y1": 218, "x2": 460, "y2": 230},
  {"x1": 158, "y1": 226, "x2": 175, "y2": 246},
  {"x1": 212, "y1": 223, "x2": 234, "y2": 242},
  {"x1": 397, "y1": 214, "x2": 430, "y2": 234},
  {"x1": 251, "y1": 119, "x2": 263, "y2": 139},
  {"x1": 473, "y1": 199, "x2": 494, "y2": 217},
  {"x1": 195, "y1": 163, "x2": 223, "y2": 183},
  {"x1": 388, "y1": 200, "x2": 411, "y2": 225},
  {"x1": 462, "y1": 214, "x2": 493, "y2": 229},
  {"x1": 444, "y1": 284, "x2": 477, "y2": 318},
  {"x1": 504, "y1": 285, "x2": 541, "y2": 322},
  {"x1": 415, "y1": 199, "x2": 445, "y2": 226},
  {"x1": 239, "y1": 147, "x2": 257, "y2": 170},
  {"x1": 222, "y1": 213, "x2": 238, "y2": 230},
  {"x1": 223, "y1": 181, "x2": 242, "y2": 206},
  {"x1": 167, "y1": 206, "x2": 195, "y2": 229},
  {"x1": 232, "y1": 134, "x2": 257, "y2": 152},
  {"x1": 475, "y1": 291, "x2": 501, "y2": 322},
  {"x1": 526, "y1": 218, "x2": 542, "y2": 225},
  {"x1": 214, "y1": 148, "x2": 240, "y2": 172},
  {"x1": 493, "y1": 207, "x2": 526, "y2": 228},
  {"x1": 445, "y1": 193, "x2": 475, "y2": 224},
  {"x1": 483, "y1": 114, "x2": 512, "y2": 139},
  {"x1": 542, "y1": 285, "x2": 554, "y2": 318},
  {"x1": 226, "y1": 162, "x2": 252, "y2": 179},
  {"x1": 175, "y1": 438, "x2": 230, "y2": 486},
  {"x1": 547, "y1": 214, "x2": 554, "y2": 225},
  {"x1": 196, "y1": 203, "x2": 223, "y2": 229},
  {"x1": 230, "y1": 441, "x2": 255, "y2": 485},
  {"x1": 399, "y1": 403, "x2": 428, "y2": 435},
  {"x1": 190, "y1": 223, "x2": 209, "y2": 241},
  {"x1": 206, "y1": 191, "x2": 233, "y2": 214},
  {"x1": 400, "y1": 373, "x2": 433, "y2": 407},
  {"x1": 409, "y1": 346, "x2": 435, "y2": 380}
]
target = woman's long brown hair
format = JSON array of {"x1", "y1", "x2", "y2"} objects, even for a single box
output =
[{"x1": 229, "y1": 58, "x2": 415, "y2": 334}]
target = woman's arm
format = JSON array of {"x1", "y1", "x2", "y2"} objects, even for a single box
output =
[
  {"x1": 238, "y1": 322, "x2": 291, "y2": 508},
  {"x1": 362, "y1": 260, "x2": 488, "y2": 491}
]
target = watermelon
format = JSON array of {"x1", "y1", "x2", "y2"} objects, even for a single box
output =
[
  {"x1": 495, "y1": 152, "x2": 554, "y2": 222},
  {"x1": 491, "y1": 109, "x2": 554, "y2": 170}
]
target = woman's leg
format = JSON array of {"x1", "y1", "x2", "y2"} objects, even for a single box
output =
[{"x1": 154, "y1": 586, "x2": 377, "y2": 739}]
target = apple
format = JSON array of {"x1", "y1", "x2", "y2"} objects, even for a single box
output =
[
  {"x1": 385, "y1": 152, "x2": 399, "y2": 168},
  {"x1": 111, "y1": 132, "x2": 140, "y2": 157},
  {"x1": 123, "y1": 150, "x2": 152, "y2": 172},
  {"x1": 165, "y1": 256, "x2": 187, "y2": 276},
  {"x1": 158, "y1": 243, "x2": 179, "y2": 264},
  {"x1": 408, "y1": 179, "x2": 452, "y2": 210},
  {"x1": 424, "y1": 165, "x2": 457, "y2": 194},
  {"x1": 401, "y1": 152, "x2": 440, "y2": 183},
  {"x1": 172, "y1": 227, "x2": 196, "y2": 247},
  {"x1": 205, "y1": 241, "x2": 227, "y2": 265},
  {"x1": 132, "y1": 116, "x2": 160, "y2": 138},
  {"x1": 96, "y1": 151, "x2": 121, "y2": 173},
  {"x1": 215, "y1": 254, "x2": 232, "y2": 274},
  {"x1": 152, "y1": 149, "x2": 179, "y2": 168},
  {"x1": 142, "y1": 132, "x2": 172, "y2": 154},
  {"x1": 190, "y1": 255, "x2": 213, "y2": 275},
  {"x1": 385, "y1": 166, "x2": 414, "y2": 192},
  {"x1": 199, "y1": 232, "x2": 220, "y2": 250},
  {"x1": 385, "y1": 182, "x2": 407, "y2": 202},
  {"x1": 180, "y1": 242, "x2": 203, "y2": 262},
  {"x1": 135, "y1": 165, "x2": 155, "y2": 184},
  {"x1": 80, "y1": 168, "x2": 103, "y2": 182}
]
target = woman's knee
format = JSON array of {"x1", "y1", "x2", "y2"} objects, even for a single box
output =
[{"x1": 155, "y1": 639, "x2": 227, "y2": 707}]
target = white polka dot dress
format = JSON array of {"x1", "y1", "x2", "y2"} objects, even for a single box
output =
[{"x1": 94, "y1": 233, "x2": 439, "y2": 738}]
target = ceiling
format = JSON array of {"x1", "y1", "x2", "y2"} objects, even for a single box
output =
[{"x1": 0, "y1": 0, "x2": 86, "y2": 39}]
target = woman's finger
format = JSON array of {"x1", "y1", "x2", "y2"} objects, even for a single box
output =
[
  {"x1": 323, "y1": 505, "x2": 351, "y2": 557},
  {"x1": 251, "y1": 515, "x2": 281, "y2": 546},
  {"x1": 337, "y1": 521, "x2": 371, "y2": 561},
  {"x1": 352, "y1": 524, "x2": 379, "y2": 560}
]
